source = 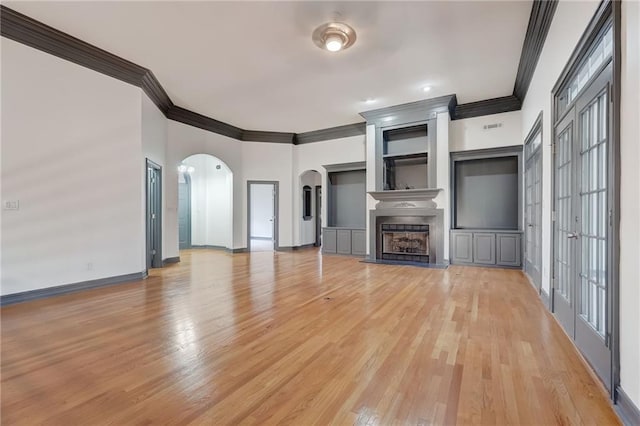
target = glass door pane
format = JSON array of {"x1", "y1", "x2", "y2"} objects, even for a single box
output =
[
  {"x1": 555, "y1": 126, "x2": 573, "y2": 303},
  {"x1": 577, "y1": 90, "x2": 608, "y2": 336}
]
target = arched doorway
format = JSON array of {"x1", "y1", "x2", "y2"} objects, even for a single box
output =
[{"x1": 178, "y1": 154, "x2": 233, "y2": 251}]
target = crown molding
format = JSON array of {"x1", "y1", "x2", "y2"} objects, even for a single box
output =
[
  {"x1": 322, "y1": 161, "x2": 366, "y2": 173},
  {"x1": 2, "y1": 5, "x2": 531, "y2": 143},
  {"x1": 453, "y1": 95, "x2": 522, "y2": 120},
  {"x1": 141, "y1": 70, "x2": 173, "y2": 114},
  {"x1": 513, "y1": 0, "x2": 559, "y2": 101},
  {"x1": 360, "y1": 94, "x2": 457, "y2": 125},
  {"x1": 0, "y1": 5, "x2": 147, "y2": 91},
  {"x1": 242, "y1": 130, "x2": 296, "y2": 144},
  {"x1": 296, "y1": 122, "x2": 366, "y2": 145},
  {"x1": 166, "y1": 106, "x2": 244, "y2": 140}
]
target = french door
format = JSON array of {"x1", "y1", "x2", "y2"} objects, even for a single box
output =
[
  {"x1": 553, "y1": 62, "x2": 612, "y2": 388},
  {"x1": 524, "y1": 130, "x2": 542, "y2": 289}
]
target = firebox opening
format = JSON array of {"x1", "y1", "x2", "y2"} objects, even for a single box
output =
[{"x1": 380, "y1": 224, "x2": 429, "y2": 263}]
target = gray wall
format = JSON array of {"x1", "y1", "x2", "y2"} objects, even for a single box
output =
[
  {"x1": 455, "y1": 156, "x2": 519, "y2": 229},
  {"x1": 394, "y1": 162, "x2": 428, "y2": 189},
  {"x1": 385, "y1": 136, "x2": 428, "y2": 156},
  {"x1": 328, "y1": 170, "x2": 366, "y2": 228}
]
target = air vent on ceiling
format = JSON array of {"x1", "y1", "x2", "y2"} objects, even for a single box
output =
[{"x1": 483, "y1": 123, "x2": 503, "y2": 130}]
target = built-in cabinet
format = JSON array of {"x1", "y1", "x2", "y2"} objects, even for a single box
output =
[
  {"x1": 322, "y1": 162, "x2": 367, "y2": 257},
  {"x1": 472, "y1": 233, "x2": 496, "y2": 265},
  {"x1": 451, "y1": 230, "x2": 521, "y2": 267},
  {"x1": 449, "y1": 146, "x2": 524, "y2": 268},
  {"x1": 496, "y1": 233, "x2": 522, "y2": 267},
  {"x1": 322, "y1": 228, "x2": 366, "y2": 256}
]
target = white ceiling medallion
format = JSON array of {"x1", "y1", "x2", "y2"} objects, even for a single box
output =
[{"x1": 312, "y1": 22, "x2": 357, "y2": 52}]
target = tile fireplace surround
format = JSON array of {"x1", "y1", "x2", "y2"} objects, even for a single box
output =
[{"x1": 367, "y1": 189, "x2": 446, "y2": 267}]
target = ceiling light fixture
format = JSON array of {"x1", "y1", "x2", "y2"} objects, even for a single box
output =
[
  {"x1": 364, "y1": 98, "x2": 376, "y2": 104},
  {"x1": 312, "y1": 22, "x2": 357, "y2": 52},
  {"x1": 423, "y1": 86, "x2": 432, "y2": 92}
]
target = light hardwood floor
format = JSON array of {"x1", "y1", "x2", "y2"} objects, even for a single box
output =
[{"x1": 1, "y1": 249, "x2": 620, "y2": 425}]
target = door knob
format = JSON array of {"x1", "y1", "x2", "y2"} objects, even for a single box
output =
[{"x1": 567, "y1": 232, "x2": 579, "y2": 239}]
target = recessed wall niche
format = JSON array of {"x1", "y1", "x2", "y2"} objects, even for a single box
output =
[{"x1": 382, "y1": 124, "x2": 429, "y2": 190}]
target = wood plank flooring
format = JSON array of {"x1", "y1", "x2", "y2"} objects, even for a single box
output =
[{"x1": 1, "y1": 249, "x2": 620, "y2": 425}]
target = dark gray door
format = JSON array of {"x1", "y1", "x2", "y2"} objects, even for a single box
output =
[
  {"x1": 525, "y1": 132, "x2": 543, "y2": 287},
  {"x1": 146, "y1": 160, "x2": 162, "y2": 270},
  {"x1": 315, "y1": 186, "x2": 322, "y2": 247},
  {"x1": 553, "y1": 63, "x2": 612, "y2": 388},
  {"x1": 178, "y1": 173, "x2": 191, "y2": 250}
]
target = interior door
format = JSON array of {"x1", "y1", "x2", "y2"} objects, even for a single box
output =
[
  {"x1": 248, "y1": 182, "x2": 278, "y2": 251},
  {"x1": 553, "y1": 63, "x2": 612, "y2": 389},
  {"x1": 146, "y1": 161, "x2": 162, "y2": 269},
  {"x1": 524, "y1": 133, "x2": 543, "y2": 288},
  {"x1": 573, "y1": 63, "x2": 612, "y2": 387},
  {"x1": 315, "y1": 185, "x2": 322, "y2": 247},
  {"x1": 178, "y1": 172, "x2": 191, "y2": 250},
  {"x1": 553, "y1": 108, "x2": 576, "y2": 336}
]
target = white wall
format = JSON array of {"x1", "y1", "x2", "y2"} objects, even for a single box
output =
[
  {"x1": 141, "y1": 93, "x2": 168, "y2": 264},
  {"x1": 249, "y1": 183, "x2": 274, "y2": 239},
  {"x1": 521, "y1": 0, "x2": 600, "y2": 295},
  {"x1": 299, "y1": 170, "x2": 322, "y2": 246},
  {"x1": 242, "y1": 141, "x2": 293, "y2": 247},
  {"x1": 1, "y1": 39, "x2": 144, "y2": 295},
  {"x1": 166, "y1": 121, "x2": 243, "y2": 253},
  {"x1": 182, "y1": 154, "x2": 233, "y2": 248},
  {"x1": 450, "y1": 110, "x2": 523, "y2": 152},
  {"x1": 619, "y1": 0, "x2": 640, "y2": 408},
  {"x1": 293, "y1": 135, "x2": 366, "y2": 247}
]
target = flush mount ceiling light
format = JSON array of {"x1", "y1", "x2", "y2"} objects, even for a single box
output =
[
  {"x1": 422, "y1": 86, "x2": 432, "y2": 92},
  {"x1": 312, "y1": 22, "x2": 357, "y2": 52}
]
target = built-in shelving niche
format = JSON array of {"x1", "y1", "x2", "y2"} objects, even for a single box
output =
[
  {"x1": 322, "y1": 162, "x2": 367, "y2": 257},
  {"x1": 382, "y1": 124, "x2": 429, "y2": 190},
  {"x1": 449, "y1": 146, "x2": 524, "y2": 268}
]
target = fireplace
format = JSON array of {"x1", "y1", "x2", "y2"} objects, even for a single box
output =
[
  {"x1": 381, "y1": 224, "x2": 429, "y2": 263},
  {"x1": 367, "y1": 189, "x2": 445, "y2": 267}
]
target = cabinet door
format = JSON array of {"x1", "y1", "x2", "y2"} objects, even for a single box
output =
[
  {"x1": 473, "y1": 233, "x2": 496, "y2": 265},
  {"x1": 451, "y1": 231, "x2": 473, "y2": 263},
  {"x1": 337, "y1": 229, "x2": 352, "y2": 254},
  {"x1": 497, "y1": 233, "x2": 521, "y2": 267},
  {"x1": 351, "y1": 230, "x2": 366, "y2": 256},
  {"x1": 322, "y1": 228, "x2": 337, "y2": 253}
]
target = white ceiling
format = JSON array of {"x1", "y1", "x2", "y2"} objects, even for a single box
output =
[{"x1": 7, "y1": 1, "x2": 532, "y2": 133}]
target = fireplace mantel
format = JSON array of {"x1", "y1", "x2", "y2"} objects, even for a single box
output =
[{"x1": 368, "y1": 188, "x2": 442, "y2": 209}]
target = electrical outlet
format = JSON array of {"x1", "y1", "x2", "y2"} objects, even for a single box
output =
[{"x1": 3, "y1": 200, "x2": 19, "y2": 210}]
